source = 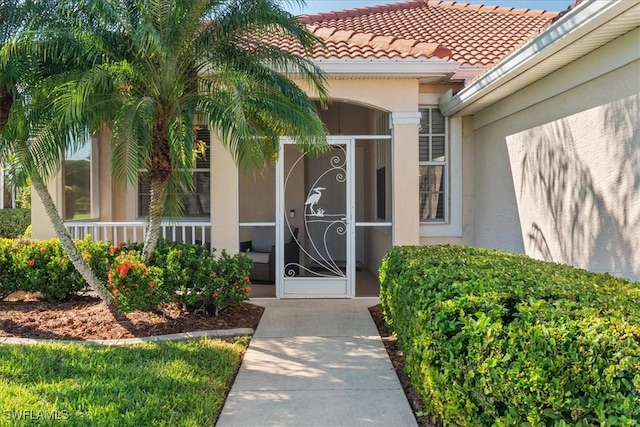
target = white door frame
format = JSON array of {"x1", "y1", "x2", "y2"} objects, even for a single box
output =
[{"x1": 276, "y1": 136, "x2": 356, "y2": 298}]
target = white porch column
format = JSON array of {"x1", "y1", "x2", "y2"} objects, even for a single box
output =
[
  {"x1": 391, "y1": 111, "x2": 422, "y2": 246},
  {"x1": 210, "y1": 135, "x2": 239, "y2": 254}
]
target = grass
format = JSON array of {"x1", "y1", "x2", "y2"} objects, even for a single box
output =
[{"x1": 0, "y1": 337, "x2": 249, "y2": 426}]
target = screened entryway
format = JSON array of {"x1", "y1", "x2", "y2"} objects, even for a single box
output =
[{"x1": 238, "y1": 102, "x2": 392, "y2": 298}]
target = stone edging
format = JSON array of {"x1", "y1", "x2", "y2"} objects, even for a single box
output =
[{"x1": 0, "y1": 328, "x2": 254, "y2": 346}]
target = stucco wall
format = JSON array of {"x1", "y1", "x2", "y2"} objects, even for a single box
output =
[{"x1": 472, "y1": 39, "x2": 640, "y2": 280}]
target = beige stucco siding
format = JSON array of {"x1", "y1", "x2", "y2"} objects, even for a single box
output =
[
  {"x1": 472, "y1": 43, "x2": 640, "y2": 281},
  {"x1": 301, "y1": 77, "x2": 422, "y2": 247}
]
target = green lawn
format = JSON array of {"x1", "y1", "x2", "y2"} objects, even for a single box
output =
[{"x1": 0, "y1": 338, "x2": 248, "y2": 426}]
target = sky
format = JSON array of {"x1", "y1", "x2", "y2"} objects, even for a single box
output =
[{"x1": 287, "y1": 0, "x2": 576, "y2": 15}]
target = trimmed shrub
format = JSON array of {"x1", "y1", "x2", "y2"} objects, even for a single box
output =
[
  {"x1": 11, "y1": 238, "x2": 88, "y2": 300},
  {"x1": 379, "y1": 245, "x2": 640, "y2": 426},
  {"x1": 0, "y1": 208, "x2": 30, "y2": 238},
  {"x1": 0, "y1": 239, "x2": 17, "y2": 298},
  {"x1": 149, "y1": 240, "x2": 252, "y2": 315},
  {"x1": 107, "y1": 251, "x2": 164, "y2": 312},
  {"x1": 0, "y1": 237, "x2": 251, "y2": 315},
  {"x1": 1, "y1": 236, "x2": 112, "y2": 301}
]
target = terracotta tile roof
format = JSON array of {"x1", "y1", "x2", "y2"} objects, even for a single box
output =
[
  {"x1": 294, "y1": 0, "x2": 560, "y2": 66},
  {"x1": 268, "y1": 25, "x2": 452, "y2": 60}
]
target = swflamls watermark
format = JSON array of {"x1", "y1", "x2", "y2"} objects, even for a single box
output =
[{"x1": 3, "y1": 410, "x2": 70, "y2": 421}]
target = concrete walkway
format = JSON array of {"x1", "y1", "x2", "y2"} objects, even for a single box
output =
[{"x1": 216, "y1": 299, "x2": 417, "y2": 427}]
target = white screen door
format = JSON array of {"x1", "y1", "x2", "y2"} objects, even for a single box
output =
[{"x1": 276, "y1": 137, "x2": 355, "y2": 298}]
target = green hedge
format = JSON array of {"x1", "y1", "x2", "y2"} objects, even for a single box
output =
[
  {"x1": 0, "y1": 238, "x2": 108, "y2": 300},
  {"x1": 0, "y1": 208, "x2": 30, "y2": 238},
  {"x1": 0, "y1": 238, "x2": 252, "y2": 313},
  {"x1": 379, "y1": 245, "x2": 640, "y2": 426}
]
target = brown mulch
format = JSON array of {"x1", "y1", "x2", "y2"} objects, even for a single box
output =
[
  {"x1": 0, "y1": 293, "x2": 264, "y2": 341},
  {"x1": 369, "y1": 304, "x2": 439, "y2": 427}
]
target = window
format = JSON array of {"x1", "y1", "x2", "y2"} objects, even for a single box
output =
[
  {"x1": 419, "y1": 108, "x2": 447, "y2": 222},
  {"x1": 138, "y1": 127, "x2": 211, "y2": 218},
  {"x1": 64, "y1": 137, "x2": 97, "y2": 220}
]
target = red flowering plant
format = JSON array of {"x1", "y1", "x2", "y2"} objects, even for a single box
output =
[
  {"x1": 75, "y1": 236, "x2": 114, "y2": 281},
  {"x1": 107, "y1": 251, "x2": 164, "y2": 312},
  {"x1": 152, "y1": 241, "x2": 252, "y2": 316},
  {"x1": 197, "y1": 250, "x2": 253, "y2": 316},
  {"x1": 11, "y1": 238, "x2": 87, "y2": 300}
]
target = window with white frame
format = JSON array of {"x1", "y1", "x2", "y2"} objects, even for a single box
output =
[
  {"x1": 138, "y1": 127, "x2": 211, "y2": 218},
  {"x1": 64, "y1": 136, "x2": 99, "y2": 220},
  {"x1": 419, "y1": 107, "x2": 447, "y2": 222}
]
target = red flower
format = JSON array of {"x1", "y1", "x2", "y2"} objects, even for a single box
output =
[
  {"x1": 109, "y1": 245, "x2": 117, "y2": 254},
  {"x1": 27, "y1": 259, "x2": 35, "y2": 267},
  {"x1": 83, "y1": 253, "x2": 91, "y2": 260},
  {"x1": 210, "y1": 272, "x2": 217, "y2": 279},
  {"x1": 39, "y1": 247, "x2": 46, "y2": 253},
  {"x1": 212, "y1": 291, "x2": 220, "y2": 298},
  {"x1": 148, "y1": 281, "x2": 155, "y2": 288},
  {"x1": 243, "y1": 276, "x2": 250, "y2": 282},
  {"x1": 116, "y1": 264, "x2": 130, "y2": 278},
  {"x1": 244, "y1": 286, "x2": 252, "y2": 293}
]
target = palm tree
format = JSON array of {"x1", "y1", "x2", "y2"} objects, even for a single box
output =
[
  {"x1": 0, "y1": 1, "x2": 26, "y2": 128},
  {"x1": 15, "y1": 0, "x2": 328, "y2": 262},
  {"x1": 0, "y1": 1, "x2": 116, "y2": 304}
]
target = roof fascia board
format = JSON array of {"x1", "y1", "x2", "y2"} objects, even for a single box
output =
[
  {"x1": 313, "y1": 59, "x2": 460, "y2": 77},
  {"x1": 439, "y1": 0, "x2": 636, "y2": 116},
  {"x1": 451, "y1": 65, "x2": 490, "y2": 81},
  {"x1": 472, "y1": 26, "x2": 640, "y2": 130}
]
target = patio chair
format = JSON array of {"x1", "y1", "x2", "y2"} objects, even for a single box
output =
[{"x1": 240, "y1": 227, "x2": 299, "y2": 283}]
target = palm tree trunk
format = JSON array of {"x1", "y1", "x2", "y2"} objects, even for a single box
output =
[
  {"x1": 30, "y1": 165, "x2": 116, "y2": 306},
  {"x1": 141, "y1": 177, "x2": 169, "y2": 263},
  {"x1": 142, "y1": 117, "x2": 172, "y2": 263}
]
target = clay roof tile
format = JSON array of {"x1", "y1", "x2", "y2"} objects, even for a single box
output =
[{"x1": 294, "y1": 0, "x2": 560, "y2": 64}]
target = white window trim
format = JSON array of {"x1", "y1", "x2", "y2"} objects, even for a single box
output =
[
  {"x1": 62, "y1": 135, "x2": 101, "y2": 222},
  {"x1": 419, "y1": 102, "x2": 462, "y2": 237},
  {"x1": 419, "y1": 107, "x2": 448, "y2": 223}
]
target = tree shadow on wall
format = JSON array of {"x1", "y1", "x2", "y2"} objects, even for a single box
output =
[{"x1": 519, "y1": 97, "x2": 639, "y2": 278}]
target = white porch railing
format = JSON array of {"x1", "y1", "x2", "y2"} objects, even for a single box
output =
[{"x1": 64, "y1": 221, "x2": 212, "y2": 247}]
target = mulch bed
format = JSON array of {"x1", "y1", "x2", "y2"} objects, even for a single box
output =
[{"x1": 0, "y1": 293, "x2": 263, "y2": 341}]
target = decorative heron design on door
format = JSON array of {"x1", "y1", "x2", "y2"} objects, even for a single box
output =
[
  {"x1": 283, "y1": 145, "x2": 349, "y2": 279},
  {"x1": 305, "y1": 187, "x2": 325, "y2": 217}
]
